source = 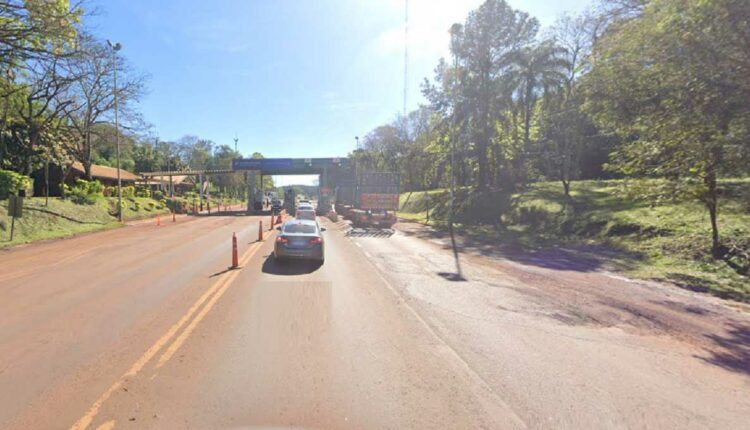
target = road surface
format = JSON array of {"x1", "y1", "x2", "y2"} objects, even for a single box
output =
[{"x1": 0, "y1": 211, "x2": 748, "y2": 429}]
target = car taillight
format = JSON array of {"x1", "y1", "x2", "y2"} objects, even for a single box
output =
[
  {"x1": 276, "y1": 236, "x2": 288, "y2": 243},
  {"x1": 310, "y1": 237, "x2": 323, "y2": 244}
]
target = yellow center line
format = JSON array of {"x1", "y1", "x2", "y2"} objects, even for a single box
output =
[
  {"x1": 69, "y1": 231, "x2": 270, "y2": 430},
  {"x1": 155, "y1": 238, "x2": 264, "y2": 367},
  {"x1": 93, "y1": 420, "x2": 115, "y2": 430}
]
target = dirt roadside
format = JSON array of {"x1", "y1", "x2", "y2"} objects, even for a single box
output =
[{"x1": 393, "y1": 220, "x2": 750, "y2": 377}]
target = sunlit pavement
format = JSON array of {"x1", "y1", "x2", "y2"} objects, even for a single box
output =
[{"x1": 1, "y1": 214, "x2": 749, "y2": 429}]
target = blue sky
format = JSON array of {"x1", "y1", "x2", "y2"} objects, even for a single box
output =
[{"x1": 89, "y1": 0, "x2": 589, "y2": 163}]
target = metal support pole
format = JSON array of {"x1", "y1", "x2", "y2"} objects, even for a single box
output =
[
  {"x1": 107, "y1": 40, "x2": 123, "y2": 222},
  {"x1": 199, "y1": 173, "x2": 204, "y2": 211},
  {"x1": 44, "y1": 159, "x2": 49, "y2": 207}
]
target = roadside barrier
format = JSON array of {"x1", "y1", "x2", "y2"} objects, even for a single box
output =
[
  {"x1": 172, "y1": 210, "x2": 176, "y2": 223},
  {"x1": 258, "y1": 220, "x2": 263, "y2": 242},
  {"x1": 231, "y1": 232, "x2": 239, "y2": 268},
  {"x1": 270, "y1": 214, "x2": 274, "y2": 230},
  {"x1": 156, "y1": 214, "x2": 161, "y2": 226}
]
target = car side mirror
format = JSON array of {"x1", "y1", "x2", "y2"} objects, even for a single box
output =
[
  {"x1": 320, "y1": 227, "x2": 327, "y2": 232},
  {"x1": 276, "y1": 226, "x2": 281, "y2": 231}
]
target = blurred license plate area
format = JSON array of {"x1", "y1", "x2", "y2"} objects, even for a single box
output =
[{"x1": 289, "y1": 238, "x2": 308, "y2": 248}]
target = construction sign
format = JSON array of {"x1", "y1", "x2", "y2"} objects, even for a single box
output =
[{"x1": 360, "y1": 193, "x2": 399, "y2": 210}]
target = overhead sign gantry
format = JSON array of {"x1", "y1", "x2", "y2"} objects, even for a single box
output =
[{"x1": 232, "y1": 157, "x2": 353, "y2": 213}]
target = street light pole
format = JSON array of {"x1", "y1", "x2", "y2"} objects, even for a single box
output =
[{"x1": 107, "y1": 40, "x2": 123, "y2": 222}]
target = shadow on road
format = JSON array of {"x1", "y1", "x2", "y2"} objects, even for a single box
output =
[
  {"x1": 396, "y1": 220, "x2": 636, "y2": 273},
  {"x1": 699, "y1": 322, "x2": 750, "y2": 376},
  {"x1": 193, "y1": 210, "x2": 249, "y2": 217},
  {"x1": 437, "y1": 271, "x2": 467, "y2": 282},
  {"x1": 345, "y1": 228, "x2": 395, "y2": 238},
  {"x1": 262, "y1": 254, "x2": 322, "y2": 276}
]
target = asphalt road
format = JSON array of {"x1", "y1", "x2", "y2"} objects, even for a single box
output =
[{"x1": 1, "y1": 212, "x2": 749, "y2": 429}]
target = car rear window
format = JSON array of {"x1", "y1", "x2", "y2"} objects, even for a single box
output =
[
  {"x1": 283, "y1": 223, "x2": 317, "y2": 234},
  {"x1": 297, "y1": 210, "x2": 316, "y2": 220}
]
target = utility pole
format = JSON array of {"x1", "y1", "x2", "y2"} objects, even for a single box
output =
[
  {"x1": 403, "y1": 0, "x2": 409, "y2": 116},
  {"x1": 107, "y1": 40, "x2": 123, "y2": 222},
  {"x1": 448, "y1": 24, "x2": 463, "y2": 279},
  {"x1": 234, "y1": 136, "x2": 238, "y2": 153}
]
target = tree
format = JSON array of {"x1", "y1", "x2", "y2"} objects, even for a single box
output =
[
  {"x1": 0, "y1": 0, "x2": 81, "y2": 70},
  {"x1": 585, "y1": 0, "x2": 750, "y2": 256},
  {"x1": 426, "y1": 0, "x2": 539, "y2": 191},
  {"x1": 0, "y1": 59, "x2": 75, "y2": 175},
  {"x1": 506, "y1": 41, "x2": 569, "y2": 186},
  {"x1": 62, "y1": 34, "x2": 146, "y2": 179},
  {"x1": 536, "y1": 11, "x2": 601, "y2": 198}
]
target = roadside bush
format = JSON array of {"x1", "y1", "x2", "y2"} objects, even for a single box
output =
[
  {"x1": 133, "y1": 201, "x2": 141, "y2": 211},
  {"x1": 153, "y1": 190, "x2": 165, "y2": 201},
  {"x1": 0, "y1": 170, "x2": 31, "y2": 198},
  {"x1": 65, "y1": 179, "x2": 104, "y2": 205},
  {"x1": 121, "y1": 186, "x2": 135, "y2": 199},
  {"x1": 135, "y1": 186, "x2": 151, "y2": 198}
]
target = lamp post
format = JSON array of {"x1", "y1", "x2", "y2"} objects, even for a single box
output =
[{"x1": 107, "y1": 40, "x2": 123, "y2": 222}]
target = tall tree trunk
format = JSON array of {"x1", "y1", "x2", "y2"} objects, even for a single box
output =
[
  {"x1": 704, "y1": 169, "x2": 721, "y2": 258},
  {"x1": 83, "y1": 131, "x2": 93, "y2": 180}
]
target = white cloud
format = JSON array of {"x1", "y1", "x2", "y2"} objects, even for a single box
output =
[{"x1": 373, "y1": 0, "x2": 484, "y2": 59}]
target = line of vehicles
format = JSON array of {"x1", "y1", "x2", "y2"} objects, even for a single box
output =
[
  {"x1": 274, "y1": 197, "x2": 325, "y2": 264},
  {"x1": 273, "y1": 171, "x2": 400, "y2": 265}
]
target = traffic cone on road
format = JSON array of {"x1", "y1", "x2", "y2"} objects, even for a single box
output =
[
  {"x1": 172, "y1": 210, "x2": 176, "y2": 223},
  {"x1": 156, "y1": 214, "x2": 161, "y2": 226},
  {"x1": 231, "y1": 233, "x2": 239, "y2": 268}
]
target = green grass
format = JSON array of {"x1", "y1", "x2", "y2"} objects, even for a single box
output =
[
  {"x1": 0, "y1": 196, "x2": 171, "y2": 249},
  {"x1": 399, "y1": 179, "x2": 750, "y2": 302}
]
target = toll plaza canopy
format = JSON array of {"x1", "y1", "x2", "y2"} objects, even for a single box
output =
[
  {"x1": 233, "y1": 157, "x2": 354, "y2": 213},
  {"x1": 232, "y1": 157, "x2": 350, "y2": 175}
]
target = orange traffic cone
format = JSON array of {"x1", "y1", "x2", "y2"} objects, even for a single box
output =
[{"x1": 156, "y1": 214, "x2": 161, "y2": 226}]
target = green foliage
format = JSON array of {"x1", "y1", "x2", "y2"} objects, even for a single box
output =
[
  {"x1": 135, "y1": 186, "x2": 151, "y2": 198},
  {"x1": 153, "y1": 190, "x2": 164, "y2": 201},
  {"x1": 400, "y1": 179, "x2": 750, "y2": 301},
  {"x1": 64, "y1": 179, "x2": 104, "y2": 205},
  {"x1": 121, "y1": 186, "x2": 135, "y2": 199},
  {"x1": 0, "y1": 170, "x2": 32, "y2": 198}
]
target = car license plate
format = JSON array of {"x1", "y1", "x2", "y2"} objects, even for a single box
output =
[{"x1": 289, "y1": 238, "x2": 307, "y2": 248}]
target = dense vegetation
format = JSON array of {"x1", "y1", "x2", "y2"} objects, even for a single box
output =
[
  {"x1": 399, "y1": 179, "x2": 750, "y2": 301},
  {"x1": 351, "y1": 0, "x2": 749, "y2": 287},
  {"x1": 0, "y1": 1, "x2": 252, "y2": 201}
]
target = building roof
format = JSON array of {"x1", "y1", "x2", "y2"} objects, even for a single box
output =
[
  {"x1": 142, "y1": 175, "x2": 195, "y2": 185},
  {"x1": 70, "y1": 162, "x2": 140, "y2": 182}
]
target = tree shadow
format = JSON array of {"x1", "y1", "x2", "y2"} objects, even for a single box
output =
[
  {"x1": 698, "y1": 322, "x2": 750, "y2": 376},
  {"x1": 261, "y1": 254, "x2": 322, "y2": 276},
  {"x1": 345, "y1": 228, "x2": 395, "y2": 238},
  {"x1": 437, "y1": 272, "x2": 467, "y2": 282},
  {"x1": 194, "y1": 210, "x2": 250, "y2": 217}
]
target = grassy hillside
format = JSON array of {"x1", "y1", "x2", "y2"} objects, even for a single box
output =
[
  {"x1": 0, "y1": 196, "x2": 171, "y2": 248},
  {"x1": 399, "y1": 179, "x2": 750, "y2": 302}
]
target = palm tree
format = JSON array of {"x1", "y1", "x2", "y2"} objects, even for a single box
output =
[{"x1": 507, "y1": 41, "x2": 569, "y2": 186}]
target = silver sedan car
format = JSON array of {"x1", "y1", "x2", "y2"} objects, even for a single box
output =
[{"x1": 274, "y1": 219, "x2": 325, "y2": 263}]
